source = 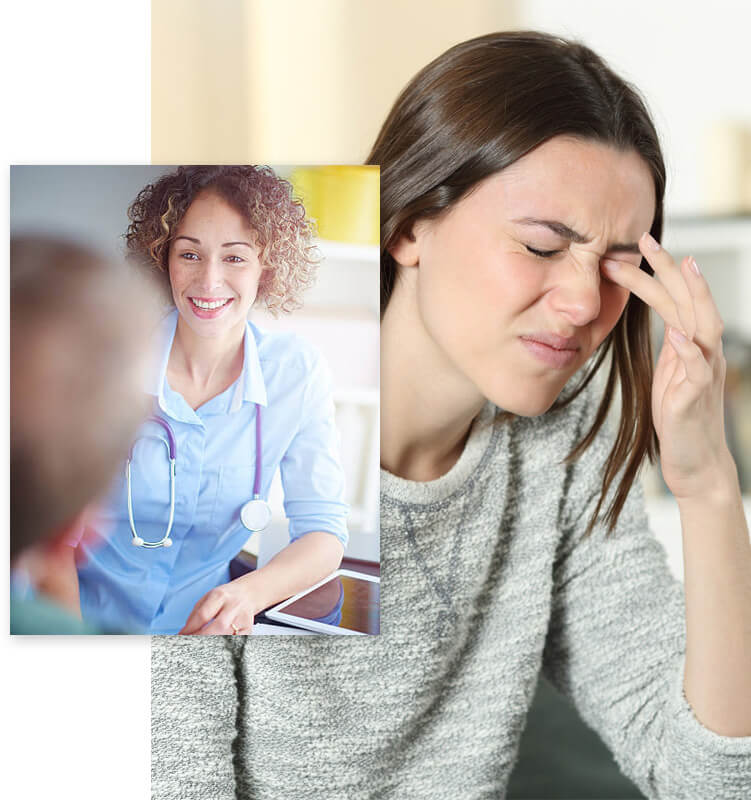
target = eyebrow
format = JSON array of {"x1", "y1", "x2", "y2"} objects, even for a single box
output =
[
  {"x1": 511, "y1": 217, "x2": 641, "y2": 255},
  {"x1": 174, "y1": 235, "x2": 253, "y2": 248}
]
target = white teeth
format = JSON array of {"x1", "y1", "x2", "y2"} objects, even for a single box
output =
[{"x1": 191, "y1": 298, "x2": 229, "y2": 310}]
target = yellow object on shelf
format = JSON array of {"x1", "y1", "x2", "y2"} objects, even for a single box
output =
[{"x1": 291, "y1": 166, "x2": 379, "y2": 246}]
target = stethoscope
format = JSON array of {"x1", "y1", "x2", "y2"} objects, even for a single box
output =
[{"x1": 126, "y1": 405, "x2": 272, "y2": 548}]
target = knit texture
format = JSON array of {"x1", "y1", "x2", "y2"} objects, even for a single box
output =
[{"x1": 152, "y1": 379, "x2": 751, "y2": 799}]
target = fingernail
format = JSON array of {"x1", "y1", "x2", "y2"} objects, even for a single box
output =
[
  {"x1": 668, "y1": 327, "x2": 686, "y2": 344},
  {"x1": 643, "y1": 232, "x2": 661, "y2": 251},
  {"x1": 602, "y1": 259, "x2": 619, "y2": 271},
  {"x1": 689, "y1": 256, "x2": 701, "y2": 276}
]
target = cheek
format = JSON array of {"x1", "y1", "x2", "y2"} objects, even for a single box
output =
[
  {"x1": 166, "y1": 258, "x2": 183, "y2": 291},
  {"x1": 472, "y1": 255, "x2": 543, "y2": 321}
]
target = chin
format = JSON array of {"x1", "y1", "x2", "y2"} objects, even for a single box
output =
[{"x1": 480, "y1": 379, "x2": 560, "y2": 419}]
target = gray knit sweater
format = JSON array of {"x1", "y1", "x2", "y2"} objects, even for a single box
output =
[{"x1": 151, "y1": 379, "x2": 751, "y2": 799}]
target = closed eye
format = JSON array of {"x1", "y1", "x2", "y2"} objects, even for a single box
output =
[{"x1": 525, "y1": 245, "x2": 561, "y2": 258}]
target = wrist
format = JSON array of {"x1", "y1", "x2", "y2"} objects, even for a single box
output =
[
  {"x1": 235, "y1": 570, "x2": 269, "y2": 616},
  {"x1": 674, "y1": 450, "x2": 740, "y2": 508}
]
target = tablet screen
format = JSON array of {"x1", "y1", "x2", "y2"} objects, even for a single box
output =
[{"x1": 277, "y1": 573, "x2": 380, "y2": 634}]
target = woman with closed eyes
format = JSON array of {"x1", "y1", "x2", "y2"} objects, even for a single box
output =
[{"x1": 152, "y1": 33, "x2": 751, "y2": 799}]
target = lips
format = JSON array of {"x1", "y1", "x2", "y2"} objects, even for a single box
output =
[
  {"x1": 190, "y1": 297, "x2": 232, "y2": 309},
  {"x1": 520, "y1": 337, "x2": 579, "y2": 369},
  {"x1": 520, "y1": 332, "x2": 580, "y2": 351},
  {"x1": 188, "y1": 296, "x2": 234, "y2": 319}
]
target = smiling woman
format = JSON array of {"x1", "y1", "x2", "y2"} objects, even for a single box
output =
[{"x1": 74, "y1": 165, "x2": 350, "y2": 635}]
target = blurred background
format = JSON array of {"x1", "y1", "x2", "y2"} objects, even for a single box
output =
[
  {"x1": 153, "y1": 0, "x2": 751, "y2": 583},
  {"x1": 10, "y1": 164, "x2": 380, "y2": 568}
]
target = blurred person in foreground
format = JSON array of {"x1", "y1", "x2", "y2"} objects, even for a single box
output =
[{"x1": 10, "y1": 235, "x2": 156, "y2": 634}]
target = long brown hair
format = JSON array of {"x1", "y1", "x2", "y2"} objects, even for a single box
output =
[{"x1": 369, "y1": 31, "x2": 664, "y2": 538}]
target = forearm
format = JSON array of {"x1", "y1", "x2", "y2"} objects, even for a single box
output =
[
  {"x1": 239, "y1": 531, "x2": 344, "y2": 613},
  {"x1": 679, "y1": 454, "x2": 751, "y2": 736}
]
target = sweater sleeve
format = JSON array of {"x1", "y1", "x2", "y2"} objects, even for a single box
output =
[
  {"x1": 151, "y1": 636, "x2": 239, "y2": 800},
  {"x1": 542, "y1": 386, "x2": 751, "y2": 800}
]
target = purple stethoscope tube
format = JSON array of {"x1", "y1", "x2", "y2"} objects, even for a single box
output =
[{"x1": 126, "y1": 405, "x2": 270, "y2": 549}]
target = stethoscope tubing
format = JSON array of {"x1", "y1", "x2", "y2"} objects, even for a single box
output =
[{"x1": 127, "y1": 405, "x2": 265, "y2": 548}]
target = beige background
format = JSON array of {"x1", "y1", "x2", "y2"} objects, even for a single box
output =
[{"x1": 152, "y1": 0, "x2": 515, "y2": 163}]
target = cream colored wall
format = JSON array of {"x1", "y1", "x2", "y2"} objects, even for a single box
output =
[
  {"x1": 152, "y1": 0, "x2": 518, "y2": 163},
  {"x1": 152, "y1": 0, "x2": 251, "y2": 162}
]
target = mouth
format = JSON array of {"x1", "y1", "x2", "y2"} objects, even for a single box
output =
[
  {"x1": 188, "y1": 297, "x2": 234, "y2": 319},
  {"x1": 520, "y1": 337, "x2": 579, "y2": 369}
]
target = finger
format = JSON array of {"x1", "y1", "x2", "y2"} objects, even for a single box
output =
[
  {"x1": 637, "y1": 233, "x2": 697, "y2": 339},
  {"x1": 679, "y1": 256, "x2": 724, "y2": 354},
  {"x1": 199, "y1": 611, "x2": 253, "y2": 636},
  {"x1": 193, "y1": 618, "x2": 229, "y2": 635},
  {"x1": 653, "y1": 324, "x2": 678, "y2": 404},
  {"x1": 602, "y1": 257, "x2": 686, "y2": 335},
  {"x1": 179, "y1": 591, "x2": 224, "y2": 634},
  {"x1": 667, "y1": 326, "x2": 712, "y2": 389}
]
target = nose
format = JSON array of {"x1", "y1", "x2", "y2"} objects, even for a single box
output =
[
  {"x1": 197, "y1": 256, "x2": 224, "y2": 293},
  {"x1": 549, "y1": 256, "x2": 602, "y2": 328}
]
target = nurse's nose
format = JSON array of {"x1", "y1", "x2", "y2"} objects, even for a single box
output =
[
  {"x1": 550, "y1": 258, "x2": 602, "y2": 328},
  {"x1": 197, "y1": 256, "x2": 224, "y2": 293}
]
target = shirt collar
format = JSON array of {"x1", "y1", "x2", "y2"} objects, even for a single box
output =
[
  {"x1": 146, "y1": 309, "x2": 268, "y2": 418},
  {"x1": 230, "y1": 319, "x2": 267, "y2": 411}
]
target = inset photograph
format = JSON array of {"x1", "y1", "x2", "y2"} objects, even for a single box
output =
[{"x1": 10, "y1": 164, "x2": 379, "y2": 635}]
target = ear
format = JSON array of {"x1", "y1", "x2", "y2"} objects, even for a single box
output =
[{"x1": 387, "y1": 222, "x2": 424, "y2": 267}]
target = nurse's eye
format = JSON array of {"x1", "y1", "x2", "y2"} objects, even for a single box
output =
[
  {"x1": 525, "y1": 245, "x2": 561, "y2": 259},
  {"x1": 225, "y1": 255, "x2": 245, "y2": 264},
  {"x1": 179, "y1": 252, "x2": 200, "y2": 261}
]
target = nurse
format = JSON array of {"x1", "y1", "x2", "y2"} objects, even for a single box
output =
[{"x1": 76, "y1": 165, "x2": 349, "y2": 635}]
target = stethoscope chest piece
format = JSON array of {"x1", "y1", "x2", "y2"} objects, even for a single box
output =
[{"x1": 241, "y1": 498, "x2": 272, "y2": 532}]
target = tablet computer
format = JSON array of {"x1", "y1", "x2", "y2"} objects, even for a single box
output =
[{"x1": 264, "y1": 568, "x2": 380, "y2": 635}]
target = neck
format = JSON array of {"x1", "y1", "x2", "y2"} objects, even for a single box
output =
[
  {"x1": 380, "y1": 277, "x2": 486, "y2": 482},
  {"x1": 169, "y1": 314, "x2": 245, "y2": 391}
]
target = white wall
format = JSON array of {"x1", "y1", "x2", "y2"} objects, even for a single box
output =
[{"x1": 517, "y1": 0, "x2": 751, "y2": 216}]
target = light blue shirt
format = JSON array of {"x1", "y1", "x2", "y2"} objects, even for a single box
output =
[{"x1": 77, "y1": 310, "x2": 349, "y2": 634}]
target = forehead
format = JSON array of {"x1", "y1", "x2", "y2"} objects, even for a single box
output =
[{"x1": 464, "y1": 136, "x2": 656, "y2": 237}]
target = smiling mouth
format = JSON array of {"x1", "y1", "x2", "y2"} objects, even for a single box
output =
[{"x1": 190, "y1": 297, "x2": 232, "y2": 310}]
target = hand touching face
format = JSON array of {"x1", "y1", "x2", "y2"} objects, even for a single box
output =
[
  {"x1": 390, "y1": 136, "x2": 656, "y2": 416},
  {"x1": 602, "y1": 235, "x2": 730, "y2": 500}
]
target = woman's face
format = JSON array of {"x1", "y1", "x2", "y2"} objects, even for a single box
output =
[
  {"x1": 395, "y1": 136, "x2": 656, "y2": 416},
  {"x1": 168, "y1": 189, "x2": 265, "y2": 341}
]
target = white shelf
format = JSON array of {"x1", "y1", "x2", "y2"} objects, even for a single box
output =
[
  {"x1": 316, "y1": 238, "x2": 379, "y2": 265},
  {"x1": 661, "y1": 215, "x2": 751, "y2": 340},
  {"x1": 663, "y1": 215, "x2": 751, "y2": 251}
]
